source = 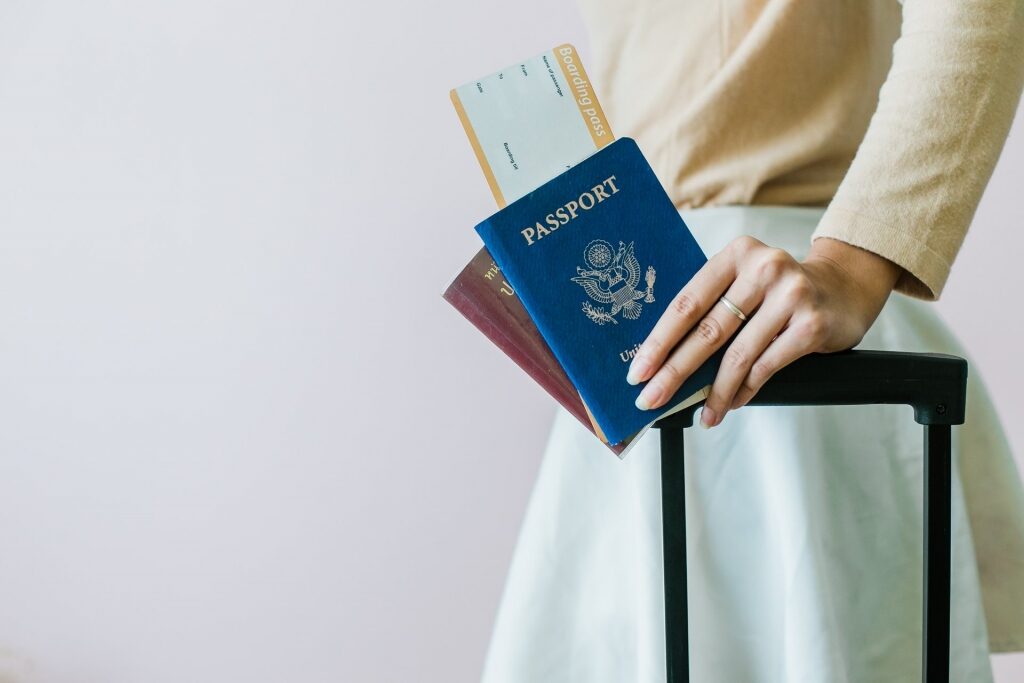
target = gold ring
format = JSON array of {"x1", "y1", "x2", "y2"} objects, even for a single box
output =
[{"x1": 719, "y1": 295, "x2": 748, "y2": 322}]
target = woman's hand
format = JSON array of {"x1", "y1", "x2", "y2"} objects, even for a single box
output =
[{"x1": 626, "y1": 235, "x2": 904, "y2": 428}]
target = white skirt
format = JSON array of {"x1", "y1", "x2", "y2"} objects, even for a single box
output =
[{"x1": 480, "y1": 206, "x2": 1024, "y2": 683}]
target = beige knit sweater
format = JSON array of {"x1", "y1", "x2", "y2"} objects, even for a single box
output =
[{"x1": 579, "y1": 0, "x2": 1024, "y2": 301}]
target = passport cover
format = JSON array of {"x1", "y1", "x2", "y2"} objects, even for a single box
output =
[
  {"x1": 443, "y1": 248, "x2": 628, "y2": 456},
  {"x1": 475, "y1": 138, "x2": 723, "y2": 445}
]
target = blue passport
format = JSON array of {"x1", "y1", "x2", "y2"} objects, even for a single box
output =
[{"x1": 475, "y1": 137, "x2": 722, "y2": 445}]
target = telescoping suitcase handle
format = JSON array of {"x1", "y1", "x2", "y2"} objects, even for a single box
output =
[{"x1": 653, "y1": 350, "x2": 967, "y2": 683}]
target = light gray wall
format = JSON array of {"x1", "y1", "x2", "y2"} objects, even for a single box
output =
[{"x1": 0, "y1": 1, "x2": 1019, "y2": 681}]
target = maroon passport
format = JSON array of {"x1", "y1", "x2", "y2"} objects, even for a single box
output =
[{"x1": 444, "y1": 247, "x2": 628, "y2": 456}]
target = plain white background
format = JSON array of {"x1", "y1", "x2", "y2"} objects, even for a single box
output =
[{"x1": 0, "y1": 1, "x2": 1020, "y2": 681}]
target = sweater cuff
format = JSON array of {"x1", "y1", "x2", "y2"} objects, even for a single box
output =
[{"x1": 810, "y1": 205, "x2": 952, "y2": 301}]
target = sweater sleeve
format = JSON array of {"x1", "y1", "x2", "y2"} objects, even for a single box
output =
[{"x1": 810, "y1": 0, "x2": 1024, "y2": 301}]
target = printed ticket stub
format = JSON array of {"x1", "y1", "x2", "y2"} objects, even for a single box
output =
[{"x1": 450, "y1": 44, "x2": 614, "y2": 207}]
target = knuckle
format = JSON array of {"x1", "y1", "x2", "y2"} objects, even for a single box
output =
[
  {"x1": 640, "y1": 335, "x2": 667, "y2": 359},
  {"x1": 749, "y1": 358, "x2": 775, "y2": 385},
  {"x1": 780, "y1": 274, "x2": 815, "y2": 306},
  {"x1": 797, "y1": 312, "x2": 828, "y2": 341},
  {"x1": 755, "y1": 248, "x2": 792, "y2": 281},
  {"x1": 724, "y1": 342, "x2": 749, "y2": 371},
  {"x1": 672, "y1": 292, "x2": 700, "y2": 319},
  {"x1": 657, "y1": 361, "x2": 684, "y2": 388},
  {"x1": 695, "y1": 317, "x2": 723, "y2": 346},
  {"x1": 730, "y1": 235, "x2": 762, "y2": 256}
]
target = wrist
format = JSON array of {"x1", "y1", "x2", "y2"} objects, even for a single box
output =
[{"x1": 804, "y1": 237, "x2": 903, "y2": 319}]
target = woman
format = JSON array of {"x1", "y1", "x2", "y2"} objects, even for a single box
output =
[{"x1": 481, "y1": 1, "x2": 1024, "y2": 681}]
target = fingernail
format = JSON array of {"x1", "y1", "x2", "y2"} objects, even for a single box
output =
[
  {"x1": 699, "y1": 406, "x2": 716, "y2": 429},
  {"x1": 627, "y1": 357, "x2": 650, "y2": 385},
  {"x1": 635, "y1": 384, "x2": 662, "y2": 411}
]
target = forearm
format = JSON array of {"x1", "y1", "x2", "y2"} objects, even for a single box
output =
[{"x1": 811, "y1": 0, "x2": 1024, "y2": 301}]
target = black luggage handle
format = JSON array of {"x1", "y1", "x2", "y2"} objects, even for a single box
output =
[
  {"x1": 655, "y1": 349, "x2": 967, "y2": 428},
  {"x1": 654, "y1": 350, "x2": 966, "y2": 683}
]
